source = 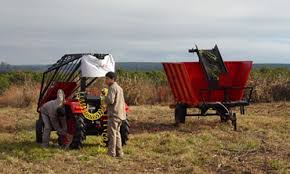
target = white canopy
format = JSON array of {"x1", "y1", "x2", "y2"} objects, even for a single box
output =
[{"x1": 80, "y1": 54, "x2": 115, "y2": 77}]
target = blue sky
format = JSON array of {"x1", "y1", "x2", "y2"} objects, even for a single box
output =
[{"x1": 1, "y1": 0, "x2": 290, "y2": 64}]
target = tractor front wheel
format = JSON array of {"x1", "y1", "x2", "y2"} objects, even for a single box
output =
[
  {"x1": 35, "y1": 118, "x2": 43, "y2": 144},
  {"x1": 70, "y1": 115, "x2": 86, "y2": 149}
]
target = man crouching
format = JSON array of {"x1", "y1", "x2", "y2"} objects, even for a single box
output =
[
  {"x1": 104, "y1": 72, "x2": 126, "y2": 157},
  {"x1": 40, "y1": 89, "x2": 73, "y2": 148}
]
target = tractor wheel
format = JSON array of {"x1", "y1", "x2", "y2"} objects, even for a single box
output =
[
  {"x1": 35, "y1": 118, "x2": 43, "y2": 144},
  {"x1": 175, "y1": 104, "x2": 186, "y2": 124},
  {"x1": 70, "y1": 115, "x2": 86, "y2": 149},
  {"x1": 120, "y1": 119, "x2": 130, "y2": 145}
]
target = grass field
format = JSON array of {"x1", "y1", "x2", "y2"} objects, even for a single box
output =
[{"x1": 0, "y1": 103, "x2": 289, "y2": 174}]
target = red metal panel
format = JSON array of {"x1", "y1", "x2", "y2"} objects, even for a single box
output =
[
  {"x1": 169, "y1": 64, "x2": 184, "y2": 102},
  {"x1": 220, "y1": 61, "x2": 253, "y2": 100},
  {"x1": 176, "y1": 64, "x2": 196, "y2": 104},
  {"x1": 163, "y1": 63, "x2": 195, "y2": 104},
  {"x1": 163, "y1": 64, "x2": 179, "y2": 101},
  {"x1": 38, "y1": 82, "x2": 77, "y2": 110},
  {"x1": 162, "y1": 61, "x2": 252, "y2": 106}
]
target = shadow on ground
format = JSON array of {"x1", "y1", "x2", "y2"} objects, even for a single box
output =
[
  {"x1": 130, "y1": 118, "x2": 224, "y2": 134},
  {"x1": 130, "y1": 121, "x2": 177, "y2": 134}
]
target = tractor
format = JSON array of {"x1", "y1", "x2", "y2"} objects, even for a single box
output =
[{"x1": 36, "y1": 53, "x2": 130, "y2": 149}]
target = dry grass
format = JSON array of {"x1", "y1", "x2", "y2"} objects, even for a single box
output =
[
  {"x1": 91, "y1": 76, "x2": 173, "y2": 105},
  {"x1": 119, "y1": 79, "x2": 173, "y2": 105},
  {"x1": 248, "y1": 77, "x2": 290, "y2": 102},
  {"x1": 248, "y1": 68, "x2": 290, "y2": 102},
  {"x1": 0, "y1": 80, "x2": 38, "y2": 108},
  {"x1": 0, "y1": 103, "x2": 289, "y2": 174},
  {"x1": 1, "y1": 68, "x2": 290, "y2": 107}
]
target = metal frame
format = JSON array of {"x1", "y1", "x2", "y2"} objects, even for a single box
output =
[
  {"x1": 176, "y1": 86, "x2": 254, "y2": 130},
  {"x1": 178, "y1": 87, "x2": 253, "y2": 115},
  {"x1": 37, "y1": 53, "x2": 108, "y2": 110},
  {"x1": 199, "y1": 86, "x2": 253, "y2": 106},
  {"x1": 189, "y1": 44, "x2": 228, "y2": 83}
]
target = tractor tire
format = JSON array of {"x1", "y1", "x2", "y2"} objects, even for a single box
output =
[
  {"x1": 35, "y1": 119, "x2": 43, "y2": 144},
  {"x1": 70, "y1": 115, "x2": 86, "y2": 149},
  {"x1": 120, "y1": 119, "x2": 130, "y2": 145},
  {"x1": 175, "y1": 104, "x2": 186, "y2": 124}
]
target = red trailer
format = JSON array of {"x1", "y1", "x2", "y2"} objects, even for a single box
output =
[{"x1": 162, "y1": 45, "x2": 253, "y2": 130}]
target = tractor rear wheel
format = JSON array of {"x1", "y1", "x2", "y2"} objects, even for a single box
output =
[
  {"x1": 175, "y1": 104, "x2": 186, "y2": 124},
  {"x1": 120, "y1": 119, "x2": 130, "y2": 145},
  {"x1": 70, "y1": 115, "x2": 86, "y2": 149},
  {"x1": 35, "y1": 118, "x2": 43, "y2": 144}
]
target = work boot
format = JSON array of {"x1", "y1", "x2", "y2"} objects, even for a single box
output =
[
  {"x1": 116, "y1": 152, "x2": 124, "y2": 158},
  {"x1": 107, "y1": 151, "x2": 116, "y2": 157}
]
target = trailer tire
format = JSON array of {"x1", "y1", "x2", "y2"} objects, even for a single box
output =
[
  {"x1": 175, "y1": 104, "x2": 186, "y2": 124},
  {"x1": 215, "y1": 104, "x2": 230, "y2": 123},
  {"x1": 120, "y1": 119, "x2": 130, "y2": 145},
  {"x1": 219, "y1": 112, "x2": 229, "y2": 123},
  {"x1": 35, "y1": 118, "x2": 43, "y2": 144},
  {"x1": 70, "y1": 115, "x2": 86, "y2": 149}
]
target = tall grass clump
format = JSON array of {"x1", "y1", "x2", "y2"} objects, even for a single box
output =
[
  {"x1": 249, "y1": 67, "x2": 290, "y2": 102},
  {"x1": 117, "y1": 69, "x2": 173, "y2": 105}
]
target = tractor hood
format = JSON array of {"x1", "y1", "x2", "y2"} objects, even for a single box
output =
[{"x1": 81, "y1": 54, "x2": 115, "y2": 78}]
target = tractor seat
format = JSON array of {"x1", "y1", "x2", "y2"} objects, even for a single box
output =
[{"x1": 85, "y1": 95, "x2": 101, "y2": 106}]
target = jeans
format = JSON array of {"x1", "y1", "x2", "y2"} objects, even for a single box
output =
[
  {"x1": 41, "y1": 113, "x2": 52, "y2": 147},
  {"x1": 41, "y1": 113, "x2": 67, "y2": 147}
]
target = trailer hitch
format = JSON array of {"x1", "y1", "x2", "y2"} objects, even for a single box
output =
[{"x1": 215, "y1": 102, "x2": 237, "y2": 131}]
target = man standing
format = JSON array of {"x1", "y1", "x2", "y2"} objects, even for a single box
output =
[{"x1": 105, "y1": 72, "x2": 126, "y2": 157}]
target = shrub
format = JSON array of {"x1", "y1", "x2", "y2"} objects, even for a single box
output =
[{"x1": 0, "y1": 76, "x2": 10, "y2": 94}]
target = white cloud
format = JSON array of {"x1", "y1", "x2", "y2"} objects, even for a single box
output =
[{"x1": 0, "y1": 0, "x2": 290, "y2": 64}]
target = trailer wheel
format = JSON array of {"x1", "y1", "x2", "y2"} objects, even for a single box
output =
[
  {"x1": 215, "y1": 104, "x2": 230, "y2": 123},
  {"x1": 120, "y1": 119, "x2": 130, "y2": 145},
  {"x1": 219, "y1": 112, "x2": 229, "y2": 123},
  {"x1": 35, "y1": 118, "x2": 43, "y2": 144},
  {"x1": 70, "y1": 115, "x2": 86, "y2": 149},
  {"x1": 175, "y1": 104, "x2": 186, "y2": 124}
]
